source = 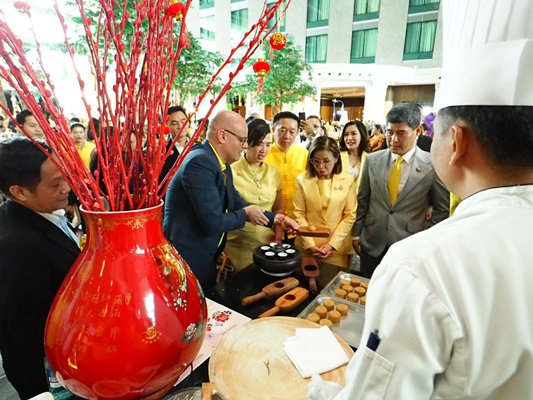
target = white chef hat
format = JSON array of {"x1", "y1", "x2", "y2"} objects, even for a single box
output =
[{"x1": 437, "y1": 0, "x2": 533, "y2": 108}]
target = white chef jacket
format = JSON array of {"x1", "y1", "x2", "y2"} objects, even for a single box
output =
[{"x1": 325, "y1": 185, "x2": 533, "y2": 399}]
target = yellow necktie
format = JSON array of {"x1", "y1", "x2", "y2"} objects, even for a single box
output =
[{"x1": 388, "y1": 156, "x2": 403, "y2": 205}]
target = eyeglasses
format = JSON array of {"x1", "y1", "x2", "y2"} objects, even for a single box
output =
[
  {"x1": 311, "y1": 158, "x2": 334, "y2": 167},
  {"x1": 223, "y1": 129, "x2": 248, "y2": 145}
]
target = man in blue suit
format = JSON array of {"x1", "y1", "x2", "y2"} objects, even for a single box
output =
[{"x1": 164, "y1": 110, "x2": 298, "y2": 288}]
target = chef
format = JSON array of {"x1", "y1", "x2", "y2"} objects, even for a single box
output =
[{"x1": 308, "y1": 0, "x2": 533, "y2": 398}]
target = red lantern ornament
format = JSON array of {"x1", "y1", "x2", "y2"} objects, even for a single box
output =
[
  {"x1": 166, "y1": 0, "x2": 185, "y2": 21},
  {"x1": 252, "y1": 58, "x2": 270, "y2": 93},
  {"x1": 269, "y1": 32, "x2": 287, "y2": 51}
]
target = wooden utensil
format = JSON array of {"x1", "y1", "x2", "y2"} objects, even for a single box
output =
[
  {"x1": 297, "y1": 226, "x2": 331, "y2": 238},
  {"x1": 241, "y1": 277, "x2": 300, "y2": 306},
  {"x1": 301, "y1": 258, "x2": 319, "y2": 294},
  {"x1": 202, "y1": 382, "x2": 215, "y2": 400},
  {"x1": 258, "y1": 287, "x2": 309, "y2": 318}
]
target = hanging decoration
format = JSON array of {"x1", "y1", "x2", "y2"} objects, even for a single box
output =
[
  {"x1": 253, "y1": 58, "x2": 270, "y2": 93},
  {"x1": 269, "y1": 31, "x2": 286, "y2": 62},
  {"x1": 166, "y1": 0, "x2": 186, "y2": 21},
  {"x1": 269, "y1": 32, "x2": 286, "y2": 50}
]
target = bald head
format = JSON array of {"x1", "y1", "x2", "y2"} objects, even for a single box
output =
[{"x1": 207, "y1": 110, "x2": 248, "y2": 163}]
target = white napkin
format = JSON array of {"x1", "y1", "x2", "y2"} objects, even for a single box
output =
[{"x1": 283, "y1": 326, "x2": 350, "y2": 378}]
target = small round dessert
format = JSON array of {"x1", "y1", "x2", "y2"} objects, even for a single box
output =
[
  {"x1": 260, "y1": 245, "x2": 270, "y2": 251},
  {"x1": 328, "y1": 310, "x2": 341, "y2": 324},
  {"x1": 307, "y1": 313, "x2": 320, "y2": 324},
  {"x1": 342, "y1": 284, "x2": 353, "y2": 293},
  {"x1": 360, "y1": 296, "x2": 366, "y2": 306},
  {"x1": 354, "y1": 286, "x2": 366, "y2": 297},
  {"x1": 336, "y1": 303, "x2": 349, "y2": 316},
  {"x1": 350, "y1": 277, "x2": 361, "y2": 287},
  {"x1": 360, "y1": 281, "x2": 369, "y2": 290},
  {"x1": 340, "y1": 279, "x2": 351, "y2": 287},
  {"x1": 315, "y1": 305, "x2": 328, "y2": 319},
  {"x1": 264, "y1": 251, "x2": 275, "y2": 259},
  {"x1": 347, "y1": 292, "x2": 359, "y2": 303},
  {"x1": 322, "y1": 299, "x2": 335, "y2": 311},
  {"x1": 319, "y1": 318, "x2": 333, "y2": 328},
  {"x1": 334, "y1": 289, "x2": 347, "y2": 299},
  {"x1": 308, "y1": 226, "x2": 317, "y2": 231}
]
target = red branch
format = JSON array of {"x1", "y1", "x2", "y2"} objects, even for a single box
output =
[{"x1": 0, "y1": 0, "x2": 291, "y2": 211}]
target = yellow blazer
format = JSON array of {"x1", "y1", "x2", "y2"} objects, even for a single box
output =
[{"x1": 293, "y1": 172, "x2": 357, "y2": 256}]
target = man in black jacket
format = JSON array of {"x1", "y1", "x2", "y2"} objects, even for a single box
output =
[{"x1": 0, "y1": 138, "x2": 80, "y2": 398}]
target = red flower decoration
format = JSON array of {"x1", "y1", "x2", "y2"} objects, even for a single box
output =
[{"x1": 13, "y1": 1, "x2": 30, "y2": 13}]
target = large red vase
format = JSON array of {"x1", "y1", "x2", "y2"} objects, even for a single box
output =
[{"x1": 45, "y1": 203, "x2": 207, "y2": 399}]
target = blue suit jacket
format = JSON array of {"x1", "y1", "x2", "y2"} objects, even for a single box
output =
[{"x1": 163, "y1": 141, "x2": 274, "y2": 287}]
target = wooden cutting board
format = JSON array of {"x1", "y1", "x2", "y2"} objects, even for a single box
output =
[{"x1": 208, "y1": 316, "x2": 353, "y2": 400}]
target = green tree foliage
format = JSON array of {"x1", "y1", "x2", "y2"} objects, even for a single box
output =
[
  {"x1": 63, "y1": 0, "x2": 223, "y2": 102},
  {"x1": 229, "y1": 35, "x2": 315, "y2": 111}
]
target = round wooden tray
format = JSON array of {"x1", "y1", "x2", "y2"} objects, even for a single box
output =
[{"x1": 208, "y1": 316, "x2": 353, "y2": 400}]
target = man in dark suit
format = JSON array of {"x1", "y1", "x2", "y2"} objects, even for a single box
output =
[
  {"x1": 163, "y1": 110, "x2": 298, "y2": 288},
  {"x1": 352, "y1": 103, "x2": 449, "y2": 278},
  {"x1": 158, "y1": 105, "x2": 190, "y2": 196},
  {"x1": 0, "y1": 138, "x2": 80, "y2": 398}
]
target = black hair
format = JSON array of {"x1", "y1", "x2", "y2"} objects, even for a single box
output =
[
  {"x1": 167, "y1": 105, "x2": 187, "y2": 116},
  {"x1": 69, "y1": 123, "x2": 85, "y2": 132},
  {"x1": 70, "y1": 117, "x2": 81, "y2": 123},
  {"x1": 339, "y1": 120, "x2": 371, "y2": 156},
  {"x1": 386, "y1": 103, "x2": 422, "y2": 129},
  {"x1": 306, "y1": 136, "x2": 342, "y2": 177},
  {"x1": 15, "y1": 109, "x2": 33, "y2": 125},
  {"x1": 273, "y1": 111, "x2": 300, "y2": 127},
  {"x1": 0, "y1": 137, "x2": 51, "y2": 198},
  {"x1": 374, "y1": 124, "x2": 383, "y2": 134},
  {"x1": 246, "y1": 119, "x2": 271, "y2": 147},
  {"x1": 437, "y1": 106, "x2": 533, "y2": 169},
  {"x1": 87, "y1": 117, "x2": 100, "y2": 141}
]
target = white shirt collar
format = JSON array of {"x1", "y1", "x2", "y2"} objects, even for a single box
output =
[{"x1": 391, "y1": 145, "x2": 417, "y2": 164}]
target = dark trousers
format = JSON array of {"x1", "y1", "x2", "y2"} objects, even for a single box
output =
[{"x1": 359, "y1": 248, "x2": 388, "y2": 278}]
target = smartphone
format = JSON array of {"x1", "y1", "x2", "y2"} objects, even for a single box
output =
[{"x1": 298, "y1": 112, "x2": 306, "y2": 121}]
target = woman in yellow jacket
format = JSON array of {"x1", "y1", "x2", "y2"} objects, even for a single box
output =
[
  {"x1": 339, "y1": 120, "x2": 370, "y2": 192},
  {"x1": 294, "y1": 136, "x2": 357, "y2": 269}
]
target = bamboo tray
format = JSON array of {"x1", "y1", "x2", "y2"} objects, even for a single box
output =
[{"x1": 208, "y1": 316, "x2": 353, "y2": 400}]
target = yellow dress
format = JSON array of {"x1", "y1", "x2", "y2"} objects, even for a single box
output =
[
  {"x1": 224, "y1": 158, "x2": 282, "y2": 271},
  {"x1": 264, "y1": 144, "x2": 308, "y2": 219}
]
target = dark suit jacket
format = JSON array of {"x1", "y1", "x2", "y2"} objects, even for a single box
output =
[
  {"x1": 0, "y1": 201, "x2": 80, "y2": 398},
  {"x1": 163, "y1": 141, "x2": 275, "y2": 288},
  {"x1": 352, "y1": 147, "x2": 449, "y2": 257},
  {"x1": 159, "y1": 139, "x2": 180, "y2": 197}
]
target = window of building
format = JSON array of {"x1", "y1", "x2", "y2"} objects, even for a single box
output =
[
  {"x1": 403, "y1": 20, "x2": 437, "y2": 60},
  {"x1": 199, "y1": 0, "x2": 215, "y2": 9},
  {"x1": 307, "y1": 0, "x2": 330, "y2": 27},
  {"x1": 409, "y1": 0, "x2": 440, "y2": 13},
  {"x1": 306, "y1": 34, "x2": 328, "y2": 63},
  {"x1": 353, "y1": 0, "x2": 380, "y2": 21},
  {"x1": 200, "y1": 27, "x2": 215, "y2": 41},
  {"x1": 231, "y1": 9, "x2": 248, "y2": 32},
  {"x1": 350, "y1": 28, "x2": 377, "y2": 63}
]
